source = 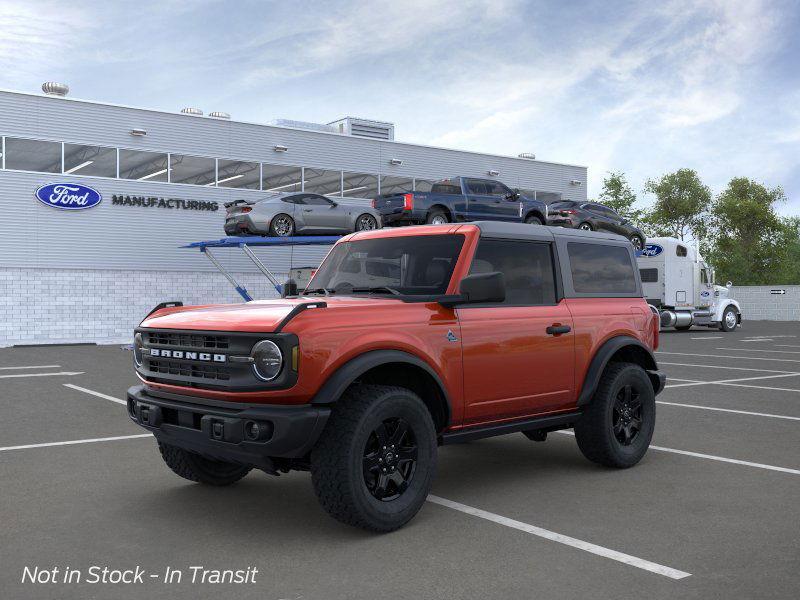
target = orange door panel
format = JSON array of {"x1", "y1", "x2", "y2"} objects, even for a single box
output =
[{"x1": 458, "y1": 301, "x2": 575, "y2": 424}]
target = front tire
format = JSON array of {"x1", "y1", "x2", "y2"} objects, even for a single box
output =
[
  {"x1": 158, "y1": 442, "x2": 252, "y2": 486},
  {"x1": 720, "y1": 306, "x2": 738, "y2": 332},
  {"x1": 525, "y1": 214, "x2": 543, "y2": 225},
  {"x1": 574, "y1": 363, "x2": 655, "y2": 468},
  {"x1": 269, "y1": 213, "x2": 295, "y2": 237},
  {"x1": 311, "y1": 384, "x2": 437, "y2": 532}
]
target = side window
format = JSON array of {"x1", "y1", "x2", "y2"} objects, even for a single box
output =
[
  {"x1": 485, "y1": 181, "x2": 511, "y2": 197},
  {"x1": 304, "y1": 195, "x2": 334, "y2": 206},
  {"x1": 468, "y1": 240, "x2": 557, "y2": 305},
  {"x1": 568, "y1": 243, "x2": 638, "y2": 294},
  {"x1": 465, "y1": 179, "x2": 489, "y2": 195},
  {"x1": 282, "y1": 195, "x2": 303, "y2": 204},
  {"x1": 430, "y1": 180, "x2": 462, "y2": 194},
  {"x1": 676, "y1": 245, "x2": 688, "y2": 257}
]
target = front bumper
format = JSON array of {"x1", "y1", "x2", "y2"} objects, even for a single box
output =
[{"x1": 127, "y1": 385, "x2": 330, "y2": 467}]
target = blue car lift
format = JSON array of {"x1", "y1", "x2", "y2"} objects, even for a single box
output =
[{"x1": 183, "y1": 235, "x2": 341, "y2": 301}]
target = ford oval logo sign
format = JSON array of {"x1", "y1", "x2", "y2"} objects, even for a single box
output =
[
  {"x1": 35, "y1": 183, "x2": 102, "y2": 210},
  {"x1": 638, "y1": 244, "x2": 663, "y2": 257}
]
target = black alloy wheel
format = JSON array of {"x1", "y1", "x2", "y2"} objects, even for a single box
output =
[
  {"x1": 356, "y1": 214, "x2": 378, "y2": 231},
  {"x1": 612, "y1": 385, "x2": 642, "y2": 446},
  {"x1": 362, "y1": 417, "x2": 418, "y2": 501}
]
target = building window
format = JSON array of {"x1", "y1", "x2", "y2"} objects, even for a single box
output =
[
  {"x1": 379, "y1": 175, "x2": 413, "y2": 195},
  {"x1": 119, "y1": 149, "x2": 169, "y2": 182},
  {"x1": 414, "y1": 178, "x2": 436, "y2": 192},
  {"x1": 341, "y1": 172, "x2": 378, "y2": 198},
  {"x1": 4, "y1": 138, "x2": 61, "y2": 173},
  {"x1": 304, "y1": 168, "x2": 342, "y2": 196},
  {"x1": 262, "y1": 163, "x2": 302, "y2": 193},
  {"x1": 63, "y1": 144, "x2": 117, "y2": 177},
  {"x1": 170, "y1": 154, "x2": 216, "y2": 186},
  {"x1": 217, "y1": 159, "x2": 260, "y2": 189}
]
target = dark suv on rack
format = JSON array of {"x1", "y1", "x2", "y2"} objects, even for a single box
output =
[
  {"x1": 128, "y1": 222, "x2": 664, "y2": 532},
  {"x1": 547, "y1": 200, "x2": 646, "y2": 250}
]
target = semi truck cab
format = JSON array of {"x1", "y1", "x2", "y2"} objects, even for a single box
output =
[{"x1": 637, "y1": 237, "x2": 742, "y2": 332}]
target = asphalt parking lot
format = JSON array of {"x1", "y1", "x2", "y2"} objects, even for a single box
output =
[{"x1": 2, "y1": 321, "x2": 799, "y2": 600}]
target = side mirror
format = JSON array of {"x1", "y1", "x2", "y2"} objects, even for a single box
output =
[
  {"x1": 281, "y1": 279, "x2": 299, "y2": 297},
  {"x1": 438, "y1": 272, "x2": 505, "y2": 307},
  {"x1": 726, "y1": 281, "x2": 732, "y2": 288},
  {"x1": 329, "y1": 201, "x2": 338, "y2": 208},
  {"x1": 505, "y1": 191, "x2": 520, "y2": 201}
]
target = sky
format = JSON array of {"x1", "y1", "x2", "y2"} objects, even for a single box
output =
[{"x1": 1, "y1": 0, "x2": 799, "y2": 213}]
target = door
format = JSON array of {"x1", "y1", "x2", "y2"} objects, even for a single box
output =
[
  {"x1": 458, "y1": 238, "x2": 575, "y2": 424},
  {"x1": 464, "y1": 179, "x2": 500, "y2": 221},
  {"x1": 584, "y1": 203, "x2": 617, "y2": 233},
  {"x1": 298, "y1": 194, "x2": 348, "y2": 232}
]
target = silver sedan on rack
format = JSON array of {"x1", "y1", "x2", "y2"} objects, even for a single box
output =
[{"x1": 224, "y1": 192, "x2": 382, "y2": 237}]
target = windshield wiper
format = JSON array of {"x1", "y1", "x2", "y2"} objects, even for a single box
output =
[
  {"x1": 350, "y1": 286, "x2": 401, "y2": 295},
  {"x1": 302, "y1": 287, "x2": 334, "y2": 296}
]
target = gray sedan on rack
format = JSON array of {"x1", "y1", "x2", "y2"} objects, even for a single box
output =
[{"x1": 224, "y1": 192, "x2": 382, "y2": 237}]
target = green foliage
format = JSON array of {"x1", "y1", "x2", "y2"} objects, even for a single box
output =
[
  {"x1": 598, "y1": 171, "x2": 642, "y2": 225},
  {"x1": 641, "y1": 169, "x2": 711, "y2": 241},
  {"x1": 706, "y1": 178, "x2": 797, "y2": 285}
]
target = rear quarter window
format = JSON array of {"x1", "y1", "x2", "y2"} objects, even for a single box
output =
[{"x1": 567, "y1": 242, "x2": 638, "y2": 294}]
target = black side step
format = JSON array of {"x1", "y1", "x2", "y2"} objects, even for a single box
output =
[{"x1": 440, "y1": 411, "x2": 581, "y2": 445}]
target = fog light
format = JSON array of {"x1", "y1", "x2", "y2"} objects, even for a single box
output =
[{"x1": 245, "y1": 421, "x2": 260, "y2": 440}]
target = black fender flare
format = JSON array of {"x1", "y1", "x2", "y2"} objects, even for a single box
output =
[
  {"x1": 310, "y1": 349, "x2": 452, "y2": 424},
  {"x1": 524, "y1": 209, "x2": 546, "y2": 223},
  {"x1": 577, "y1": 336, "x2": 661, "y2": 406}
]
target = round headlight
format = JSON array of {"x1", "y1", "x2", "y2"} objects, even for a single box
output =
[
  {"x1": 252, "y1": 340, "x2": 283, "y2": 381},
  {"x1": 133, "y1": 332, "x2": 144, "y2": 367}
]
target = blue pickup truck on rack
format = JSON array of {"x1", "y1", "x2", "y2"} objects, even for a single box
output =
[{"x1": 372, "y1": 177, "x2": 548, "y2": 226}]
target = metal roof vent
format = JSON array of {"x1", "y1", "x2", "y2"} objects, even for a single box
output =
[
  {"x1": 328, "y1": 117, "x2": 395, "y2": 141},
  {"x1": 180, "y1": 107, "x2": 204, "y2": 116},
  {"x1": 518, "y1": 152, "x2": 536, "y2": 160},
  {"x1": 209, "y1": 111, "x2": 230, "y2": 119},
  {"x1": 42, "y1": 82, "x2": 69, "y2": 96}
]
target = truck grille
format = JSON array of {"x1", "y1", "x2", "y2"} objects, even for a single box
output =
[
  {"x1": 148, "y1": 359, "x2": 230, "y2": 381},
  {"x1": 145, "y1": 331, "x2": 230, "y2": 350}
]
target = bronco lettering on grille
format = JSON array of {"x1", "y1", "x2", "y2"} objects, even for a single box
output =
[{"x1": 149, "y1": 348, "x2": 226, "y2": 362}]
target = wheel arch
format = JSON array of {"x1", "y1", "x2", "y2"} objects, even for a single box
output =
[
  {"x1": 428, "y1": 204, "x2": 453, "y2": 221},
  {"x1": 311, "y1": 350, "x2": 452, "y2": 431},
  {"x1": 524, "y1": 209, "x2": 546, "y2": 223},
  {"x1": 577, "y1": 336, "x2": 662, "y2": 406}
]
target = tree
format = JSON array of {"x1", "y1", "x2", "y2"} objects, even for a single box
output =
[
  {"x1": 598, "y1": 171, "x2": 642, "y2": 224},
  {"x1": 642, "y1": 169, "x2": 711, "y2": 241},
  {"x1": 705, "y1": 177, "x2": 795, "y2": 285}
]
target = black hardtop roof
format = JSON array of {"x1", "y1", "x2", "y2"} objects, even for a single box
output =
[{"x1": 472, "y1": 221, "x2": 628, "y2": 244}]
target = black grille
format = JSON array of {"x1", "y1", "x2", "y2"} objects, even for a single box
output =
[
  {"x1": 145, "y1": 331, "x2": 230, "y2": 350},
  {"x1": 640, "y1": 268, "x2": 659, "y2": 283},
  {"x1": 148, "y1": 359, "x2": 230, "y2": 381}
]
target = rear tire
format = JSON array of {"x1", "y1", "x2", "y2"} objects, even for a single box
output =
[
  {"x1": 426, "y1": 209, "x2": 449, "y2": 225},
  {"x1": 719, "y1": 306, "x2": 738, "y2": 332},
  {"x1": 574, "y1": 363, "x2": 655, "y2": 468},
  {"x1": 269, "y1": 214, "x2": 295, "y2": 237},
  {"x1": 158, "y1": 442, "x2": 251, "y2": 486},
  {"x1": 578, "y1": 222, "x2": 593, "y2": 231},
  {"x1": 311, "y1": 384, "x2": 437, "y2": 532},
  {"x1": 525, "y1": 214, "x2": 543, "y2": 225}
]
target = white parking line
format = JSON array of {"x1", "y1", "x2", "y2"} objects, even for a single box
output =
[
  {"x1": 664, "y1": 372, "x2": 800, "y2": 389},
  {"x1": 0, "y1": 371, "x2": 84, "y2": 379},
  {"x1": 659, "y1": 362, "x2": 797, "y2": 374},
  {"x1": 0, "y1": 434, "x2": 151, "y2": 453},
  {"x1": 657, "y1": 351, "x2": 800, "y2": 364},
  {"x1": 657, "y1": 401, "x2": 800, "y2": 421},
  {"x1": 716, "y1": 348, "x2": 800, "y2": 354},
  {"x1": 0, "y1": 365, "x2": 61, "y2": 370},
  {"x1": 717, "y1": 382, "x2": 800, "y2": 394},
  {"x1": 740, "y1": 339, "x2": 774, "y2": 342},
  {"x1": 427, "y1": 495, "x2": 691, "y2": 579},
  {"x1": 64, "y1": 384, "x2": 126, "y2": 405},
  {"x1": 690, "y1": 336, "x2": 723, "y2": 340},
  {"x1": 557, "y1": 431, "x2": 800, "y2": 476}
]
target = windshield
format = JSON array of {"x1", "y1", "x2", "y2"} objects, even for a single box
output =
[{"x1": 306, "y1": 234, "x2": 465, "y2": 296}]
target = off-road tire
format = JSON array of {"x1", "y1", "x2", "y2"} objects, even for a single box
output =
[
  {"x1": 719, "y1": 306, "x2": 738, "y2": 332},
  {"x1": 525, "y1": 215, "x2": 543, "y2": 225},
  {"x1": 574, "y1": 362, "x2": 655, "y2": 468},
  {"x1": 310, "y1": 384, "x2": 437, "y2": 532},
  {"x1": 158, "y1": 442, "x2": 252, "y2": 486},
  {"x1": 269, "y1": 213, "x2": 295, "y2": 237},
  {"x1": 426, "y1": 209, "x2": 449, "y2": 225}
]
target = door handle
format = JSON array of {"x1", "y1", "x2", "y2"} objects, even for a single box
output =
[
  {"x1": 546, "y1": 324, "x2": 571, "y2": 335},
  {"x1": 303, "y1": 209, "x2": 313, "y2": 212}
]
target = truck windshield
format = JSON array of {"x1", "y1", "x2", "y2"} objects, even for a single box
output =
[{"x1": 306, "y1": 234, "x2": 465, "y2": 296}]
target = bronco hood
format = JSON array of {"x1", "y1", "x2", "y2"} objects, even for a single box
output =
[{"x1": 139, "y1": 297, "x2": 397, "y2": 333}]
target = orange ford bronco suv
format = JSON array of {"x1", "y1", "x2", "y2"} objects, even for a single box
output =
[{"x1": 128, "y1": 222, "x2": 664, "y2": 531}]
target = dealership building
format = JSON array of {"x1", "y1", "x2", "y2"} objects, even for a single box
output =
[{"x1": 0, "y1": 85, "x2": 588, "y2": 347}]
